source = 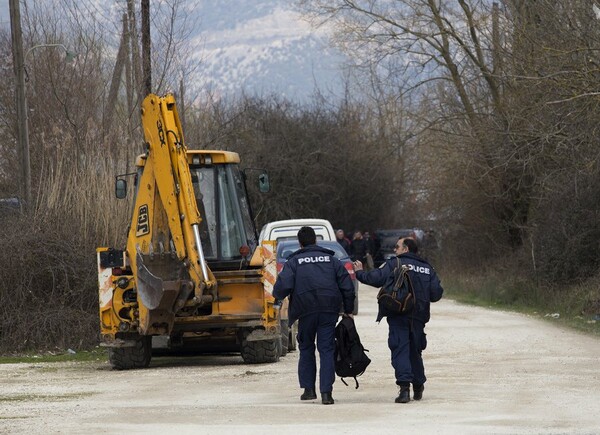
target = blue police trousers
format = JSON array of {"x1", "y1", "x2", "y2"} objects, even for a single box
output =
[
  {"x1": 387, "y1": 315, "x2": 427, "y2": 385},
  {"x1": 297, "y1": 311, "x2": 339, "y2": 393}
]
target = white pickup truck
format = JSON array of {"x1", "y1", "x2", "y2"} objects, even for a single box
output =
[{"x1": 259, "y1": 218, "x2": 336, "y2": 243}]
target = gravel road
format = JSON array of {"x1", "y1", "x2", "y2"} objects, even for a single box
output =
[{"x1": 1, "y1": 284, "x2": 599, "y2": 434}]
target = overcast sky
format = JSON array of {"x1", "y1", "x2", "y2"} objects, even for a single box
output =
[{"x1": 0, "y1": 1, "x2": 9, "y2": 30}]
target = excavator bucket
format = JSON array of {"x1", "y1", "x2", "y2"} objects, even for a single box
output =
[
  {"x1": 136, "y1": 252, "x2": 166, "y2": 310},
  {"x1": 136, "y1": 251, "x2": 192, "y2": 311}
]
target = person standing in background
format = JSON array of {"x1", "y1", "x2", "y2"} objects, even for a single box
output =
[
  {"x1": 350, "y1": 231, "x2": 368, "y2": 265},
  {"x1": 336, "y1": 229, "x2": 351, "y2": 253},
  {"x1": 363, "y1": 230, "x2": 376, "y2": 271}
]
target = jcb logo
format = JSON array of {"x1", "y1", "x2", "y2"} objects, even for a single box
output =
[
  {"x1": 136, "y1": 205, "x2": 149, "y2": 236},
  {"x1": 157, "y1": 120, "x2": 165, "y2": 147}
]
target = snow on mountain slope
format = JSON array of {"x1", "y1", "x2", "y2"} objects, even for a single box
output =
[
  {"x1": 0, "y1": 0, "x2": 346, "y2": 103},
  {"x1": 191, "y1": 1, "x2": 345, "y2": 101}
]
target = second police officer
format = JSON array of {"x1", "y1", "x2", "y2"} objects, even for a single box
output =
[{"x1": 353, "y1": 237, "x2": 444, "y2": 403}]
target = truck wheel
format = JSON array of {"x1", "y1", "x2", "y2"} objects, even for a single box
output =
[
  {"x1": 108, "y1": 336, "x2": 152, "y2": 370},
  {"x1": 288, "y1": 322, "x2": 298, "y2": 352},
  {"x1": 241, "y1": 337, "x2": 280, "y2": 364},
  {"x1": 280, "y1": 320, "x2": 289, "y2": 357}
]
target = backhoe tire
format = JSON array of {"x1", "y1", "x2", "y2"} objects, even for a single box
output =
[
  {"x1": 108, "y1": 336, "x2": 152, "y2": 370},
  {"x1": 280, "y1": 320, "x2": 289, "y2": 357},
  {"x1": 241, "y1": 337, "x2": 280, "y2": 364}
]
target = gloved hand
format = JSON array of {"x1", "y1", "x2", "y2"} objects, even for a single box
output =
[{"x1": 273, "y1": 299, "x2": 283, "y2": 310}]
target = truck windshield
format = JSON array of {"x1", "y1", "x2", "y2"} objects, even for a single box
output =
[{"x1": 190, "y1": 164, "x2": 257, "y2": 262}]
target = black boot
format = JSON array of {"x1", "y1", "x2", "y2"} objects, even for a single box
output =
[
  {"x1": 321, "y1": 392, "x2": 335, "y2": 405},
  {"x1": 413, "y1": 384, "x2": 424, "y2": 401},
  {"x1": 301, "y1": 388, "x2": 317, "y2": 400},
  {"x1": 395, "y1": 383, "x2": 410, "y2": 403}
]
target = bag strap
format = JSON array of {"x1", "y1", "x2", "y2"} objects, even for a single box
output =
[
  {"x1": 396, "y1": 257, "x2": 416, "y2": 323},
  {"x1": 402, "y1": 258, "x2": 416, "y2": 323},
  {"x1": 395, "y1": 257, "x2": 415, "y2": 295},
  {"x1": 390, "y1": 257, "x2": 402, "y2": 296},
  {"x1": 341, "y1": 376, "x2": 360, "y2": 389}
]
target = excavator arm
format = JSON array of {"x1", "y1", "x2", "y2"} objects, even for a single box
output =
[{"x1": 127, "y1": 93, "x2": 216, "y2": 334}]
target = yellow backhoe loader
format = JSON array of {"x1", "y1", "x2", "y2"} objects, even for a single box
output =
[{"x1": 97, "y1": 93, "x2": 291, "y2": 369}]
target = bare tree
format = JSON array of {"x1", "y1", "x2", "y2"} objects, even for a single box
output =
[
  {"x1": 299, "y1": 0, "x2": 600, "y2": 280},
  {"x1": 0, "y1": 0, "x2": 208, "y2": 352}
]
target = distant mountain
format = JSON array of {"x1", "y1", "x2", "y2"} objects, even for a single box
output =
[
  {"x1": 190, "y1": 0, "x2": 346, "y2": 102},
  {"x1": 0, "y1": 0, "x2": 346, "y2": 103}
]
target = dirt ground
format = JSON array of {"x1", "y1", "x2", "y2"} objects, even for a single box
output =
[{"x1": 1, "y1": 284, "x2": 599, "y2": 435}]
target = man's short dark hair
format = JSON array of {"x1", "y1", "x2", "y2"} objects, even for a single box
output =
[
  {"x1": 298, "y1": 226, "x2": 317, "y2": 247},
  {"x1": 402, "y1": 237, "x2": 418, "y2": 254}
]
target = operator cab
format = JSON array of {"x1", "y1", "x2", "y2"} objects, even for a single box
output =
[
  {"x1": 188, "y1": 151, "x2": 260, "y2": 270},
  {"x1": 118, "y1": 150, "x2": 267, "y2": 271}
]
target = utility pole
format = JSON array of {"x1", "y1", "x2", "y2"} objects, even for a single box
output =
[
  {"x1": 104, "y1": 14, "x2": 130, "y2": 139},
  {"x1": 127, "y1": 0, "x2": 143, "y2": 101},
  {"x1": 141, "y1": 0, "x2": 152, "y2": 96},
  {"x1": 9, "y1": 0, "x2": 31, "y2": 208}
]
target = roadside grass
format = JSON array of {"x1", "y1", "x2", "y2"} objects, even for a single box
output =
[
  {"x1": 0, "y1": 347, "x2": 106, "y2": 365},
  {"x1": 444, "y1": 272, "x2": 600, "y2": 336}
]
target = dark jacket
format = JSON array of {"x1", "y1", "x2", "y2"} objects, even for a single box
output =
[
  {"x1": 356, "y1": 252, "x2": 443, "y2": 323},
  {"x1": 337, "y1": 237, "x2": 351, "y2": 253},
  {"x1": 350, "y1": 239, "x2": 368, "y2": 262},
  {"x1": 273, "y1": 244, "x2": 355, "y2": 325}
]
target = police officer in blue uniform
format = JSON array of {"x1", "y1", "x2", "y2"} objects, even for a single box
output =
[
  {"x1": 273, "y1": 226, "x2": 355, "y2": 405},
  {"x1": 354, "y1": 237, "x2": 443, "y2": 403}
]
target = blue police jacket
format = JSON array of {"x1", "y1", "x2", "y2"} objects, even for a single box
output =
[
  {"x1": 273, "y1": 244, "x2": 355, "y2": 325},
  {"x1": 356, "y1": 252, "x2": 443, "y2": 323}
]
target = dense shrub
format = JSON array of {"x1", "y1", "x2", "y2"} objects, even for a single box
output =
[{"x1": 0, "y1": 214, "x2": 98, "y2": 352}]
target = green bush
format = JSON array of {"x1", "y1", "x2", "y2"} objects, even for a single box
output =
[{"x1": 443, "y1": 266, "x2": 600, "y2": 335}]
